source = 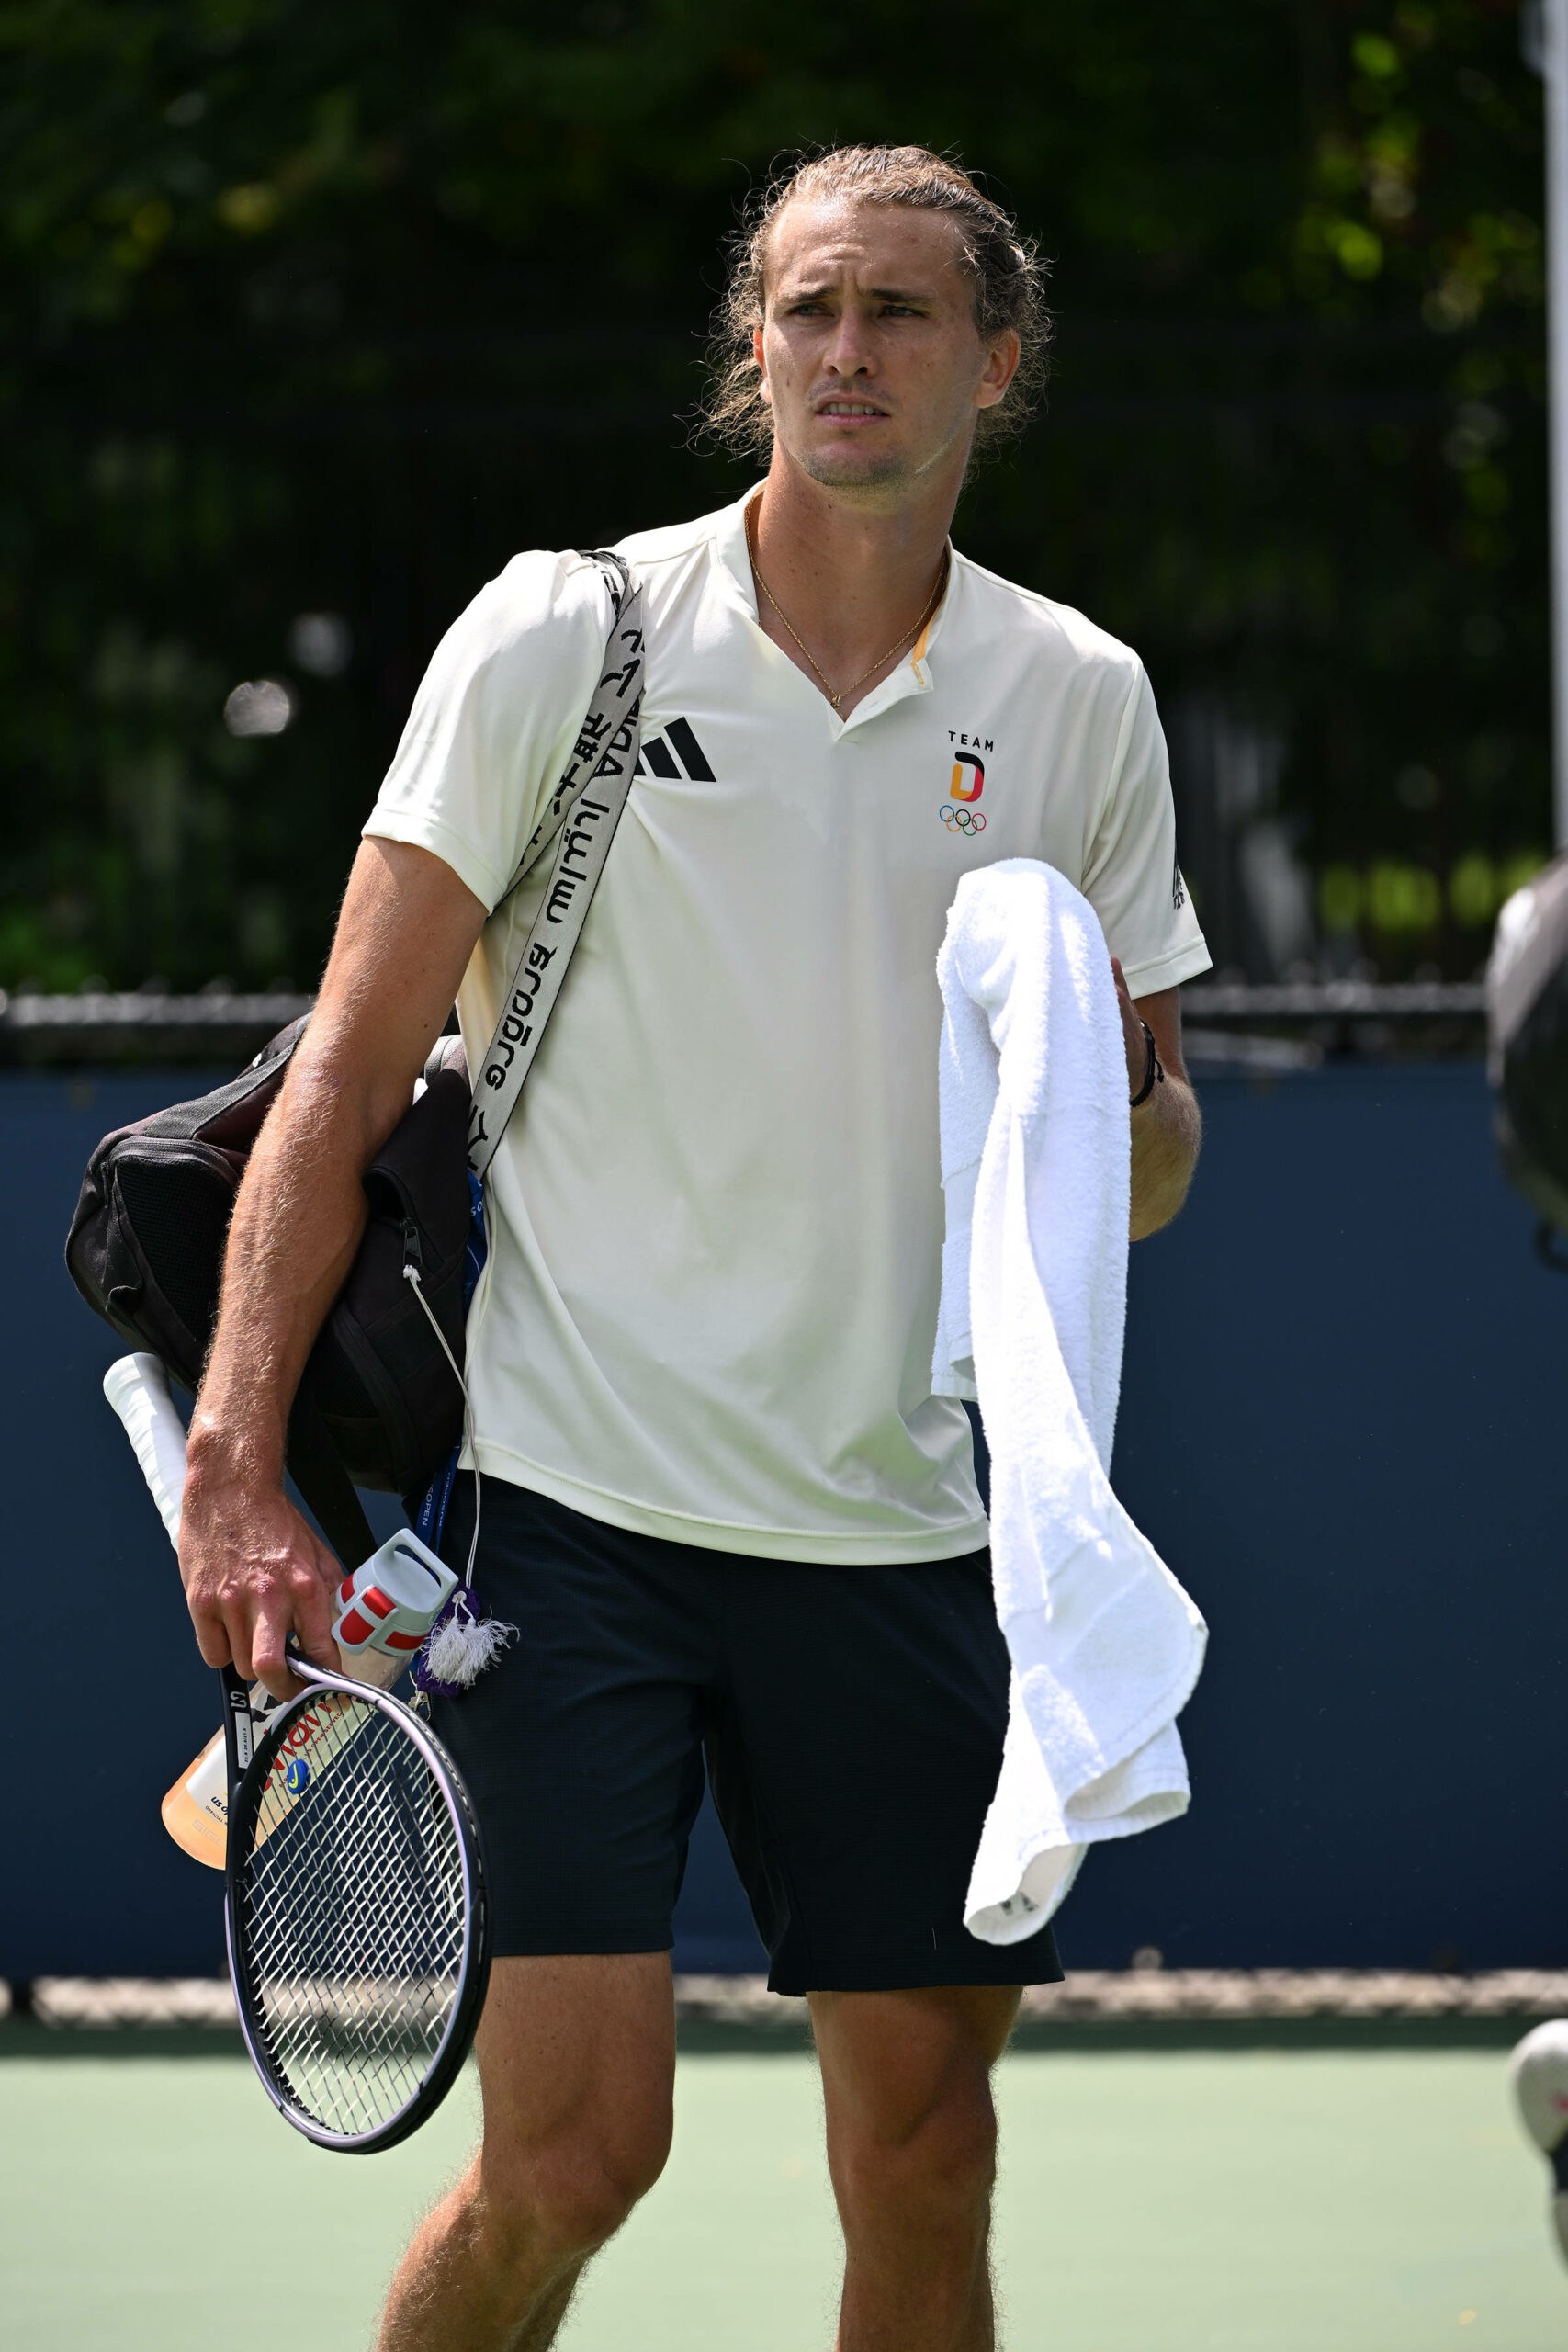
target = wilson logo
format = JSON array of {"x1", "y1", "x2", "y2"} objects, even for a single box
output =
[{"x1": 634, "y1": 716, "x2": 716, "y2": 783}]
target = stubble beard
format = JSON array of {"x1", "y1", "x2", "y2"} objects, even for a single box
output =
[
  {"x1": 776, "y1": 406, "x2": 975, "y2": 504},
  {"x1": 792, "y1": 437, "x2": 914, "y2": 497}
]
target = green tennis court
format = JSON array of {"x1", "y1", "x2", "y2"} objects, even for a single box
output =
[{"x1": 2, "y1": 2031, "x2": 1561, "y2": 2349}]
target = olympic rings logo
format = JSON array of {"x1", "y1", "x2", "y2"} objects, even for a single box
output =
[{"x1": 941, "y1": 804, "x2": 987, "y2": 836}]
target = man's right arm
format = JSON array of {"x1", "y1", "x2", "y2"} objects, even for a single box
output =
[{"x1": 179, "y1": 838, "x2": 487, "y2": 1700}]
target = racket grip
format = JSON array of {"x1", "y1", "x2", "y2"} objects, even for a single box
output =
[
  {"x1": 104, "y1": 1352, "x2": 187, "y2": 1547},
  {"x1": 109, "y1": 1354, "x2": 456, "y2": 1862},
  {"x1": 106, "y1": 1351, "x2": 433, "y2": 1685}
]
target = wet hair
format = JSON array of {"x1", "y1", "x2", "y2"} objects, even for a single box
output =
[{"x1": 702, "y1": 144, "x2": 1052, "y2": 463}]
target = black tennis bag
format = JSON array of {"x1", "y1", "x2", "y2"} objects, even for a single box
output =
[
  {"x1": 1488, "y1": 848, "x2": 1568, "y2": 1261},
  {"x1": 66, "y1": 1021, "x2": 472, "y2": 1562}
]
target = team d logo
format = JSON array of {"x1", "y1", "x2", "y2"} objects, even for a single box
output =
[{"x1": 942, "y1": 752, "x2": 986, "y2": 835}]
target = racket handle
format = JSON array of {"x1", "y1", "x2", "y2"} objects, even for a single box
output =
[
  {"x1": 103, "y1": 1352, "x2": 187, "y2": 1547},
  {"x1": 163, "y1": 1680, "x2": 289, "y2": 1870},
  {"x1": 105, "y1": 1357, "x2": 455, "y2": 1681},
  {"x1": 106, "y1": 1352, "x2": 457, "y2": 1860}
]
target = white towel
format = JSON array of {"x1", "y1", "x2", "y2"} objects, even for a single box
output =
[{"x1": 931, "y1": 859, "x2": 1208, "y2": 1945}]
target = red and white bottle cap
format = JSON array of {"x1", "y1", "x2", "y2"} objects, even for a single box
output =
[{"x1": 333, "y1": 1531, "x2": 458, "y2": 1660}]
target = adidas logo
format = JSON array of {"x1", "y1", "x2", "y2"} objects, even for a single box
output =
[{"x1": 634, "y1": 717, "x2": 716, "y2": 783}]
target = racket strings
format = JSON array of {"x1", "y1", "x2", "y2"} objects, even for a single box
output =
[
  {"x1": 235, "y1": 1695, "x2": 470, "y2": 2139},
  {"x1": 246, "y1": 1762, "x2": 460, "y2": 2131}
]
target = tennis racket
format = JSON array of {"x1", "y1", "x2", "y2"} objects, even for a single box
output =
[{"x1": 106, "y1": 1351, "x2": 491, "y2": 2153}]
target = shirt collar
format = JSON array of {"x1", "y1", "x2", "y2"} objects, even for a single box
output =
[{"x1": 712, "y1": 489, "x2": 955, "y2": 737}]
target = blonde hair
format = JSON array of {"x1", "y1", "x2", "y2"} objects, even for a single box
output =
[{"x1": 702, "y1": 144, "x2": 1052, "y2": 462}]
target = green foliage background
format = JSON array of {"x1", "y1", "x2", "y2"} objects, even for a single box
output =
[{"x1": 0, "y1": 0, "x2": 1549, "y2": 987}]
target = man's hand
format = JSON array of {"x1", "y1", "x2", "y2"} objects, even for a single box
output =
[
  {"x1": 178, "y1": 1461, "x2": 341, "y2": 1701},
  {"x1": 1111, "y1": 955, "x2": 1202, "y2": 1240}
]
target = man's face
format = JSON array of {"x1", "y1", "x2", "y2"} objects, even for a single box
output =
[{"x1": 753, "y1": 198, "x2": 1021, "y2": 502}]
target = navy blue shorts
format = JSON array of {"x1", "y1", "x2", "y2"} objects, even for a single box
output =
[{"x1": 428, "y1": 1478, "x2": 1063, "y2": 1997}]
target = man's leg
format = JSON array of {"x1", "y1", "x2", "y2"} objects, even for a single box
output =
[
  {"x1": 377, "y1": 1952, "x2": 675, "y2": 2352},
  {"x1": 811, "y1": 1984, "x2": 1021, "y2": 2352}
]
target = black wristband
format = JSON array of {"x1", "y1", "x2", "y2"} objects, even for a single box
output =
[{"x1": 1130, "y1": 1019, "x2": 1164, "y2": 1109}]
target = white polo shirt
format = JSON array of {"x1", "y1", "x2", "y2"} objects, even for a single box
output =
[{"x1": 365, "y1": 491, "x2": 1211, "y2": 1563}]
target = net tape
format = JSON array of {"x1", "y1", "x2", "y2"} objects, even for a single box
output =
[{"x1": 235, "y1": 1692, "x2": 467, "y2": 2138}]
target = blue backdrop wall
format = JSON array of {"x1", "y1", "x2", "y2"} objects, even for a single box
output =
[{"x1": 2, "y1": 1061, "x2": 1563, "y2": 1979}]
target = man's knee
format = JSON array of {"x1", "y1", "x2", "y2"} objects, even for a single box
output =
[
  {"x1": 833, "y1": 2076, "x2": 998, "y2": 2228},
  {"x1": 481, "y1": 2109, "x2": 672, "y2": 2263},
  {"x1": 815, "y1": 1985, "x2": 1012, "y2": 2235},
  {"x1": 469, "y1": 1951, "x2": 676, "y2": 2265}
]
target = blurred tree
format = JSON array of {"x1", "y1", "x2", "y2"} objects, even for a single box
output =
[{"x1": 0, "y1": 0, "x2": 1548, "y2": 985}]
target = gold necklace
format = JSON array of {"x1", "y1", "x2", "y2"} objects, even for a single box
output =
[{"x1": 745, "y1": 505, "x2": 950, "y2": 712}]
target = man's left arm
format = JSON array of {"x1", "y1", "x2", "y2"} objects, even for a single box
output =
[{"x1": 1111, "y1": 957, "x2": 1201, "y2": 1241}]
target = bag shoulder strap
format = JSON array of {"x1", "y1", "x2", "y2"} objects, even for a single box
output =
[
  {"x1": 287, "y1": 1393, "x2": 376, "y2": 1569},
  {"x1": 467, "y1": 549, "x2": 645, "y2": 1177}
]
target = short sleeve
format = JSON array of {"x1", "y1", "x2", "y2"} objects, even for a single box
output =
[
  {"x1": 363, "y1": 550, "x2": 613, "y2": 913},
  {"x1": 1080, "y1": 662, "x2": 1212, "y2": 997}
]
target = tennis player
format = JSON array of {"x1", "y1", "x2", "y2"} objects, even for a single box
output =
[{"x1": 180, "y1": 145, "x2": 1210, "y2": 2351}]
